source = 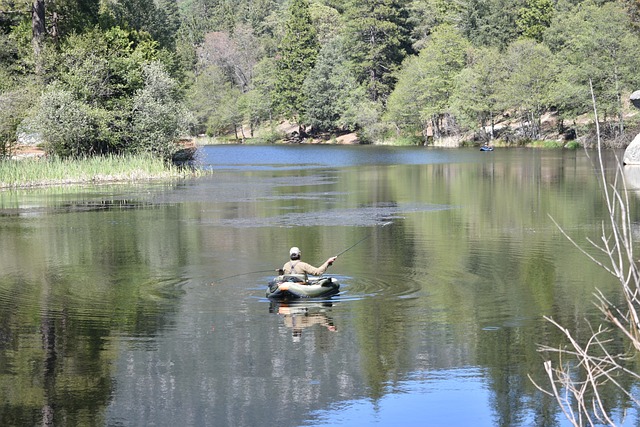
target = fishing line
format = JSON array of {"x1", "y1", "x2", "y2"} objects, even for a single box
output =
[
  {"x1": 210, "y1": 269, "x2": 278, "y2": 285},
  {"x1": 210, "y1": 221, "x2": 393, "y2": 284},
  {"x1": 334, "y1": 221, "x2": 393, "y2": 258}
]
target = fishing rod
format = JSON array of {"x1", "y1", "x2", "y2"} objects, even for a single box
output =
[
  {"x1": 334, "y1": 221, "x2": 393, "y2": 258},
  {"x1": 334, "y1": 234, "x2": 371, "y2": 257},
  {"x1": 212, "y1": 221, "x2": 393, "y2": 284},
  {"x1": 211, "y1": 269, "x2": 278, "y2": 285}
]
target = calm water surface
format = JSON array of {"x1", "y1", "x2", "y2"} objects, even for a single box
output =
[{"x1": 1, "y1": 145, "x2": 639, "y2": 426}]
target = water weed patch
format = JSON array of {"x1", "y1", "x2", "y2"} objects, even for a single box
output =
[{"x1": 0, "y1": 155, "x2": 191, "y2": 188}]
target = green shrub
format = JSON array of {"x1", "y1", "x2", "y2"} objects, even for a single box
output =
[
  {"x1": 0, "y1": 154, "x2": 186, "y2": 188},
  {"x1": 392, "y1": 135, "x2": 423, "y2": 146},
  {"x1": 129, "y1": 62, "x2": 192, "y2": 160},
  {"x1": 564, "y1": 140, "x2": 581, "y2": 150},
  {"x1": 27, "y1": 85, "x2": 99, "y2": 157},
  {"x1": 529, "y1": 140, "x2": 563, "y2": 148},
  {"x1": 0, "y1": 86, "x2": 37, "y2": 157}
]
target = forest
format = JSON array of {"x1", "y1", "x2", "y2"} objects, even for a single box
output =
[{"x1": 2, "y1": 0, "x2": 640, "y2": 159}]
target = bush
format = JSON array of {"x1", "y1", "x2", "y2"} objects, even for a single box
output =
[
  {"x1": 564, "y1": 140, "x2": 581, "y2": 150},
  {"x1": 529, "y1": 140, "x2": 564, "y2": 148},
  {"x1": 27, "y1": 85, "x2": 99, "y2": 157},
  {"x1": 0, "y1": 85, "x2": 37, "y2": 157},
  {"x1": 129, "y1": 62, "x2": 192, "y2": 160}
]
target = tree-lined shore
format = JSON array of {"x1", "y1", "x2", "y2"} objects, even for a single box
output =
[{"x1": 2, "y1": 0, "x2": 640, "y2": 159}]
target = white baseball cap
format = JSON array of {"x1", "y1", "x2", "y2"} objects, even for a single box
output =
[{"x1": 289, "y1": 247, "x2": 301, "y2": 256}]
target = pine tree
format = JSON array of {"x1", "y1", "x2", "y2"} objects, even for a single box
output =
[
  {"x1": 302, "y1": 36, "x2": 361, "y2": 132},
  {"x1": 461, "y1": 0, "x2": 525, "y2": 49},
  {"x1": 272, "y1": 0, "x2": 319, "y2": 122},
  {"x1": 516, "y1": 0, "x2": 554, "y2": 42},
  {"x1": 342, "y1": 0, "x2": 413, "y2": 103}
]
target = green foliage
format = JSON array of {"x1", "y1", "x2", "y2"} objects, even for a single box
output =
[
  {"x1": 352, "y1": 99, "x2": 387, "y2": 144},
  {"x1": 100, "y1": 0, "x2": 179, "y2": 49},
  {"x1": 498, "y1": 39, "x2": 556, "y2": 139},
  {"x1": 302, "y1": 36, "x2": 362, "y2": 132},
  {"x1": 564, "y1": 140, "x2": 580, "y2": 149},
  {"x1": 408, "y1": 0, "x2": 467, "y2": 48},
  {"x1": 385, "y1": 55, "x2": 424, "y2": 131},
  {"x1": 529, "y1": 139, "x2": 563, "y2": 148},
  {"x1": 393, "y1": 135, "x2": 424, "y2": 146},
  {"x1": 51, "y1": 27, "x2": 159, "y2": 106},
  {"x1": 517, "y1": 0, "x2": 554, "y2": 42},
  {"x1": 272, "y1": 0, "x2": 319, "y2": 121},
  {"x1": 386, "y1": 24, "x2": 470, "y2": 140},
  {"x1": 342, "y1": 0, "x2": 413, "y2": 102},
  {"x1": 1, "y1": 20, "x2": 33, "y2": 77},
  {"x1": 28, "y1": 84, "x2": 99, "y2": 157},
  {"x1": 309, "y1": 2, "x2": 342, "y2": 45},
  {"x1": 206, "y1": 86, "x2": 243, "y2": 138},
  {"x1": 2, "y1": 0, "x2": 639, "y2": 148},
  {"x1": 238, "y1": 89, "x2": 271, "y2": 136},
  {"x1": 49, "y1": 0, "x2": 101, "y2": 37},
  {"x1": 545, "y1": 2, "x2": 640, "y2": 126},
  {"x1": 25, "y1": 27, "x2": 187, "y2": 159},
  {"x1": 130, "y1": 62, "x2": 192, "y2": 159},
  {"x1": 461, "y1": 0, "x2": 525, "y2": 49},
  {"x1": 0, "y1": 85, "x2": 37, "y2": 157},
  {"x1": 186, "y1": 64, "x2": 236, "y2": 136},
  {"x1": 450, "y1": 47, "x2": 502, "y2": 133},
  {"x1": 0, "y1": 154, "x2": 183, "y2": 188}
]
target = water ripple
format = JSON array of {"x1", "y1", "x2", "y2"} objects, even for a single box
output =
[
  {"x1": 212, "y1": 203, "x2": 452, "y2": 228},
  {"x1": 0, "y1": 273, "x2": 188, "y2": 337},
  {"x1": 314, "y1": 275, "x2": 423, "y2": 302}
]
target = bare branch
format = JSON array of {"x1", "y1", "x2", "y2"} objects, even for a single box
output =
[{"x1": 536, "y1": 81, "x2": 640, "y2": 426}]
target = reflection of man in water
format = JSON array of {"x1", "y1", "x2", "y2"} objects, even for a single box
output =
[
  {"x1": 276, "y1": 304, "x2": 337, "y2": 340},
  {"x1": 283, "y1": 247, "x2": 337, "y2": 281}
]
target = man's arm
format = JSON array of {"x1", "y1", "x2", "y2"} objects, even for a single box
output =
[{"x1": 301, "y1": 257, "x2": 337, "y2": 276}]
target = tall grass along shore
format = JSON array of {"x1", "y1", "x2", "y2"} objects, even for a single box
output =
[{"x1": 0, "y1": 155, "x2": 194, "y2": 189}]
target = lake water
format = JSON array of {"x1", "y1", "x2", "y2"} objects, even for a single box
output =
[{"x1": 1, "y1": 145, "x2": 639, "y2": 426}]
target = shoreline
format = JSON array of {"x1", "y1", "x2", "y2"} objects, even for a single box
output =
[
  {"x1": 0, "y1": 139, "x2": 608, "y2": 189},
  {"x1": 0, "y1": 154, "x2": 201, "y2": 190}
]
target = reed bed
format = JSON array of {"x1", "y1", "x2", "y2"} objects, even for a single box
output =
[{"x1": 0, "y1": 154, "x2": 192, "y2": 188}]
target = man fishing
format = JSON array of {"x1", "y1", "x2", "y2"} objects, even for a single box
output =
[{"x1": 282, "y1": 247, "x2": 337, "y2": 282}]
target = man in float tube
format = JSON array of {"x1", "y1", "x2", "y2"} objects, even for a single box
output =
[{"x1": 282, "y1": 247, "x2": 337, "y2": 282}]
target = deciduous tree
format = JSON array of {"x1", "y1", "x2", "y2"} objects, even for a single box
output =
[
  {"x1": 386, "y1": 24, "x2": 469, "y2": 142},
  {"x1": 130, "y1": 62, "x2": 191, "y2": 159},
  {"x1": 498, "y1": 39, "x2": 556, "y2": 140},
  {"x1": 451, "y1": 46, "x2": 503, "y2": 139},
  {"x1": 544, "y1": 2, "x2": 640, "y2": 137},
  {"x1": 198, "y1": 25, "x2": 261, "y2": 92}
]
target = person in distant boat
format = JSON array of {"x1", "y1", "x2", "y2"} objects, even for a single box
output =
[{"x1": 282, "y1": 247, "x2": 337, "y2": 281}]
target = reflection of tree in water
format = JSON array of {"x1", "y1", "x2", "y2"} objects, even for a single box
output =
[
  {"x1": 39, "y1": 309, "x2": 114, "y2": 426},
  {"x1": 269, "y1": 301, "x2": 337, "y2": 340},
  {"x1": 0, "y1": 270, "x2": 184, "y2": 425}
]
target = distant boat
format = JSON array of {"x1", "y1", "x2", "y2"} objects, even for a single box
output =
[{"x1": 480, "y1": 145, "x2": 494, "y2": 151}]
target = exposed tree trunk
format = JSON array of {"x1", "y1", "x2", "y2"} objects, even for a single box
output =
[
  {"x1": 614, "y1": 63, "x2": 624, "y2": 136},
  {"x1": 32, "y1": 0, "x2": 45, "y2": 75},
  {"x1": 50, "y1": 12, "x2": 59, "y2": 44},
  {"x1": 490, "y1": 110, "x2": 495, "y2": 140}
]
